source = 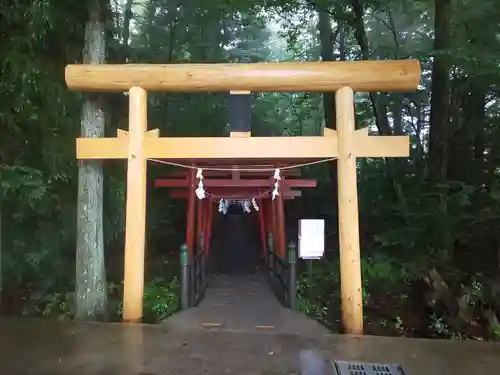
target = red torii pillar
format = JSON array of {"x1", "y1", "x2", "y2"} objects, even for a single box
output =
[
  {"x1": 204, "y1": 198, "x2": 213, "y2": 255},
  {"x1": 257, "y1": 197, "x2": 267, "y2": 260},
  {"x1": 269, "y1": 198, "x2": 277, "y2": 254},
  {"x1": 186, "y1": 169, "x2": 196, "y2": 257},
  {"x1": 276, "y1": 177, "x2": 286, "y2": 259},
  {"x1": 196, "y1": 198, "x2": 204, "y2": 252}
]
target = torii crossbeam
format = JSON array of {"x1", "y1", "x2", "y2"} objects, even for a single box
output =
[{"x1": 66, "y1": 60, "x2": 421, "y2": 333}]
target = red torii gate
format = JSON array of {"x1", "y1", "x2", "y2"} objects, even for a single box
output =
[{"x1": 154, "y1": 166, "x2": 317, "y2": 261}]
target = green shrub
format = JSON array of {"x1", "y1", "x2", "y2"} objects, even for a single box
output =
[
  {"x1": 22, "y1": 277, "x2": 180, "y2": 323},
  {"x1": 115, "y1": 277, "x2": 180, "y2": 323}
]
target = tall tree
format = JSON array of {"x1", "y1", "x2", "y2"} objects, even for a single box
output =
[
  {"x1": 311, "y1": 0, "x2": 336, "y2": 129},
  {"x1": 122, "y1": 0, "x2": 133, "y2": 51},
  {"x1": 0, "y1": 196, "x2": 2, "y2": 309},
  {"x1": 429, "y1": 0, "x2": 451, "y2": 184},
  {"x1": 428, "y1": 0, "x2": 452, "y2": 260},
  {"x1": 351, "y1": 0, "x2": 392, "y2": 136},
  {"x1": 75, "y1": 0, "x2": 108, "y2": 320}
]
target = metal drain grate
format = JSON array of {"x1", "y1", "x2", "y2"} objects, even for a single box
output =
[{"x1": 333, "y1": 360, "x2": 406, "y2": 375}]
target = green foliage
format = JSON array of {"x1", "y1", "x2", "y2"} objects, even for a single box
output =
[
  {"x1": 142, "y1": 277, "x2": 180, "y2": 322},
  {"x1": 26, "y1": 291, "x2": 75, "y2": 320},
  {"x1": 490, "y1": 324, "x2": 500, "y2": 341},
  {"x1": 115, "y1": 278, "x2": 180, "y2": 323},
  {"x1": 0, "y1": 0, "x2": 85, "y2": 301},
  {"x1": 297, "y1": 253, "x2": 423, "y2": 329},
  {"x1": 362, "y1": 254, "x2": 420, "y2": 287},
  {"x1": 0, "y1": 166, "x2": 47, "y2": 202},
  {"x1": 0, "y1": 165, "x2": 72, "y2": 290},
  {"x1": 22, "y1": 277, "x2": 179, "y2": 323},
  {"x1": 297, "y1": 262, "x2": 339, "y2": 326},
  {"x1": 427, "y1": 314, "x2": 467, "y2": 340}
]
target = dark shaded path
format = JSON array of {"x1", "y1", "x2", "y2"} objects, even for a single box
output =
[
  {"x1": 210, "y1": 209, "x2": 263, "y2": 275},
  {"x1": 1, "y1": 317, "x2": 500, "y2": 374}
]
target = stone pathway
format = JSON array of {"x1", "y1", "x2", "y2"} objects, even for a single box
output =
[{"x1": 163, "y1": 274, "x2": 330, "y2": 336}]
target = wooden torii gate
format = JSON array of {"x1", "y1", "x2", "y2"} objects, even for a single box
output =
[{"x1": 65, "y1": 59, "x2": 421, "y2": 334}]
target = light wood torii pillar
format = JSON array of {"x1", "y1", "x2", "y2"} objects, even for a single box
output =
[{"x1": 65, "y1": 59, "x2": 421, "y2": 330}]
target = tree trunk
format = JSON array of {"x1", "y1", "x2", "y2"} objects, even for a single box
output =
[
  {"x1": 428, "y1": 0, "x2": 452, "y2": 262},
  {"x1": 311, "y1": 2, "x2": 343, "y2": 219},
  {"x1": 122, "y1": 0, "x2": 133, "y2": 52},
  {"x1": 487, "y1": 126, "x2": 500, "y2": 186},
  {"x1": 338, "y1": 19, "x2": 346, "y2": 61},
  {"x1": 75, "y1": 2, "x2": 108, "y2": 321},
  {"x1": 429, "y1": 0, "x2": 451, "y2": 184},
  {"x1": 351, "y1": 0, "x2": 392, "y2": 136},
  {"x1": 470, "y1": 86, "x2": 486, "y2": 185},
  {"x1": 446, "y1": 76, "x2": 467, "y2": 182},
  {"x1": 392, "y1": 98, "x2": 403, "y2": 135},
  {"x1": 314, "y1": 4, "x2": 338, "y2": 190},
  {"x1": 351, "y1": 0, "x2": 410, "y2": 197},
  {"x1": 316, "y1": 6, "x2": 335, "y2": 129},
  {"x1": 452, "y1": 79, "x2": 486, "y2": 184},
  {"x1": 0, "y1": 197, "x2": 2, "y2": 309},
  {"x1": 164, "y1": 3, "x2": 179, "y2": 133}
]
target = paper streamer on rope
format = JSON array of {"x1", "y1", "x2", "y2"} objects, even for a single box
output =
[
  {"x1": 242, "y1": 200, "x2": 251, "y2": 214},
  {"x1": 251, "y1": 198, "x2": 259, "y2": 211},
  {"x1": 218, "y1": 199, "x2": 228, "y2": 215},
  {"x1": 189, "y1": 177, "x2": 276, "y2": 215},
  {"x1": 195, "y1": 168, "x2": 206, "y2": 199},
  {"x1": 215, "y1": 198, "x2": 261, "y2": 215},
  {"x1": 272, "y1": 168, "x2": 280, "y2": 201}
]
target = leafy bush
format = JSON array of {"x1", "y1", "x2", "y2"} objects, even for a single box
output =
[
  {"x1": 142, "y1": 277, "x2": 180, "y2": 322},
  {"x1": 297, "y1": 253, "x2": 423, "y2": 330},
  {"x1": 297, "y1": 262, "x2": 338, "y2": 325},
  {"x1": 22, "y1": 277, "x2": 180, "y2": 323},
  {"x1": 115, "y1": 277, "x2": 180, "y2": 323},
  {"x1": 361, "y1": 254, "x2": 421, "y2": 291},
  {"x1": 22, "y1": 291, "x2": 74, "y2": 320}
]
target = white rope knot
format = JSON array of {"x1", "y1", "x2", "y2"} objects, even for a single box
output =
[
  {"x1": 196, "y1": 168, "x2": 204, "y2": 179},
  {"x1": 272, "y1": 168, "x2": 280, "y2": 201},
  {"x1": 195, "y1": 168, "x2": 206, "y2": 199},
  {"x1": 273, "y1": 168, "x2": 281, "y2": 181}
]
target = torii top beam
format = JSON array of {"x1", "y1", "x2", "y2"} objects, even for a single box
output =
[
  {"x1": 163, "y1": 168, "x2": 301, "y2": 178},
  {"x1": 169, "y1": 190, "x2": 300, "y2": 199},
  {"x1": 154, "y1": 178, "x2": 316, "y2": 188},
  {"x1": 65, "y1": 60, "x2": 421, "y2": 93}
]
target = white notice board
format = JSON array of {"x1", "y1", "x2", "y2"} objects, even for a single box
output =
[{"x1": 298, "y1": 219, "x2": 325, "y2": 259}]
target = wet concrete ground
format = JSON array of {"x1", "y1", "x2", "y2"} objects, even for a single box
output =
[
  {"x1": 164, "y1": 275, "x2": 330, "y2": 336},
  {"x1": 1, "y1": 317, "x2": 500, "y2": 374}
]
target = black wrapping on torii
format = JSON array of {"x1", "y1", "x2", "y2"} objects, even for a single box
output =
[{"x1": 228, "y1": 93, "x2": 251, "y2": 132}]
